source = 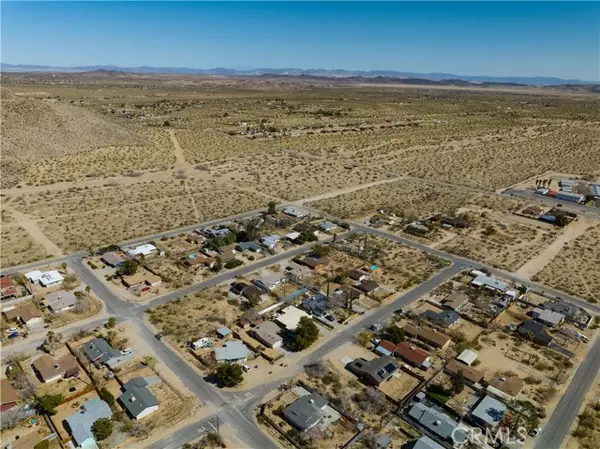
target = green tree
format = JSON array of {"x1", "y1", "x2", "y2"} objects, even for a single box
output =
[
  {"x1": 33, "y1": 441, "x2": 50, "y2": 449},
  {"x1": 245, "y1": 294, "x2": 262, "y2": 308},
  {"x1": 449, "y1": 370, "x2": 466, "y2": 395},
  {"x1": 118, "y1": 259, "x2": 139, "y2": 276},
  {"x1": 37, "y1": 394, "x2": 64, "y2": 415},
  {"x1": 85, "y1": 285, "x2": 92, "y2": 295},
  {"x1": 267, "y1": 201, "x2": 277, "y2": 215},
  {"x1": 42, "y1": 331, "x2": 63, "y2": 355},
  {"x1": 99, "y1": 387, "x2": 115, "y2": 406},
  {"x1": 311, "y1": 244, "x2": 331, "y2": 258},
  {"x1": 105, "y1": 317, "x2": 117, "y2": 329},
  {"x1": 92, "y1": 418, "x2": 113, "y2": 441},
  {"x1": 215, "y1": 363, "x2": 244, "y2": 387},
  {"x1": 292, "y1": 317, "x2": 319, "y2": 350},
  {"x1": 382, "y1": 326, "x2": 405, "y2": 344}
]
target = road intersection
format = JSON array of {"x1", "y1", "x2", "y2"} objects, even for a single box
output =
[{"x1": 1, "y1": 202, "x2": 597, "y2": 449}]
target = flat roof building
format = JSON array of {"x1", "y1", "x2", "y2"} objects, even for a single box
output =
[
  {"x1": 471, "y1": 395, "x2": 507, "y2": 428},
  {"x1": 276, "y1": 306, "x2": 311, "y2": 331}
]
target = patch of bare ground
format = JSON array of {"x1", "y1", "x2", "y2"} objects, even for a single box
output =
[
  {"x1": 9, "y1": 179, "x2": 266, "y2": 252},
  {"x1": 308, "y1": 178, "x2": 475, "y2": 219},
  {"x1": 0, "y1": 225, "x2": 48, "y2": 268},
  {"x1": 534, "y1": 224, "x2": 600, "y2": 303}
]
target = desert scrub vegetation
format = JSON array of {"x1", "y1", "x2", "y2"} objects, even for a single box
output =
[
  {"x1": 205, "y1": 152, "x2": 391, "y2": 201},
  {"x1": 308, "y1": 178, "x2": 475, "y2": 219},
  {"x1": 534, "y1": 225, "x2": 600, "y2": 303},
  {"x1": 0, "y1": 225, "x2": 48, "y2": 268},
  {"x1": 29, "y1": 180, "x2": 266, "y2": 251},
  {"x1": 146, "y1": 288, "x2": 241, "y2": 345}
]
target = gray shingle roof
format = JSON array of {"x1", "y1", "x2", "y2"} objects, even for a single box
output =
[
  {"x1": 83, "y1": 338, "x2": 121, "y2": 364},
  {"x1": 64, "y1": 398, "x2": 112, "y2": 446},
  {"x1": 118, "y1": 377, "x2": 159, "y2": 419},
  {"x1": 408, "y1": 403, "x2": 468, "y2": 444},
  {"x1": 283, "y1": 393, "x2": 328, "y2": 431},
  {"x1": 471, "y1": 395, "x2": 507, "y2": 426}
]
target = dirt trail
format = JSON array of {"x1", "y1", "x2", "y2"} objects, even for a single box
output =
[
  {"x1": 293, "y1": 176, "x2": 403, "y2": 205},
  {"x1": 3, "y1": 204, "x2": 65, "y2": 257},
  {"x1": 168, "y1": 129, "x2": 188, "y2": 167},
  {"x1": 515, "y1": 217, "x2": 595, "y2": 280}
]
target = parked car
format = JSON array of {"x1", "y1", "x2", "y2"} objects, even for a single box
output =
[
  {"x1": 529, "y1": 427, "x2": 542, "y2": 437},
  {"x1": 154, "y1": 333, "x2": 163, "y2": 340}
]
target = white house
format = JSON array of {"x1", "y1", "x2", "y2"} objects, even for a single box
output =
[
  {"x1": 38, "y1": 271, "x2": 64, "y2": 287},
  {"x1": 126, "y1": 243, "x2": 157, "y2": 257}
]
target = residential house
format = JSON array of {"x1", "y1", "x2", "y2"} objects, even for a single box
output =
[
  {"x1": 406, "y1": 222, "x2": 431, "y2": 236},
  {"x1": 3, "y1": 304, "x2": 42, "y2": 327},
  {"x1": 430, "y1": 215, "x2": 470, "y2": 229},
  {"x1": 517, "y1": 320, "x2": 553, "y2": 346},
  {"x1": 424, "y1": 310, "x2": 460, "y2": 328},
  {"x1": 259, "y1": 235, "x2": 281, "y2": 249},
  {"x1": 126, "y1": 243, "x2": 157, "y2": 257},
  {"x1": 26, "y1": 270, "x2": 64, "y2": 288},
  {"x1": 348, "y1": 269, "x2": 369, "y2": 282},
  {"x1": 394, "y1": 342, "x2": 431, "y2": 369},
  {"x1": 43, "y1": 290, "x2": 79, "y2": 313},
  {"x1": 470, "y1": 395, "x2": 507, "y2": 429},
  {"x1": 121, "y1": 270, "x2": 162, "y2": 289},
  {"x1": 284, "y1": 262, "x2": 312, "y2": 281},
  {"x1": 542, "y1": 301, "x2": 590, "y2": 328},
  {"x1": 214, "y1": 340, "x2": 249, "y2": 362},
  {"x1": 249, "y1": 321, "x2": 283, "y2": 348},
  {"x1": 408, "y1": 403, "x2": 469, "y2": 446},
  {"x1": 241, "y1": 285, "x2": 263, "y2": 301},
  {"x1": 356, "y1": 279, "x2": 379, "y2": 295},
  {"x1": 402, "y1": 324, "x2": 452, "y2": 350},
  {"x1": 333, "y1": 285, "x2": 363, "y2": 304},
  {"x1": 456, "y1": 349, "x2": 478, "y2": 367},
  {"x1": 301, "y1": 255, "x2": 330, "y2": 270},
  {"x1": 216, "y1": 327, "x2": 232, "y2": 339},
  {"x1": 302, "y1": 295, "x2": 333, "y2": 320},
  {"x1": 471, "y1": 275, "x2": 510, "y2": 292},
  {"x1": 100, "y1": 252, "x2": 126, "y2": 268},
  {"x1": 375, "y1": 340, "x2": 399, "y2": 357},
  {"x1": 486, "y1": 375, "x2": 525, "y2": 400},
  {"x1": 319, "y1": 221, "x2": 338, "y2": 232},
  {"x1": 204, "y1": 228, "x2": 231, "y2": 239},
  {"x1": 412, "y1": 436, "x2": 445, "y2": 449},
  {"x1": 285, "y1": 231, "x2": 302, "y2": 242},
  {"x1": 64, "y1": 399, "x2": 113, "y2": 448},
  {"x1": 252, "y1": 270, "x2": 286, "y2": 291},
  {"x1": 83, "y1": 338, "x2": 133, "y2": 368},
  {"x1": 0, "y1": 276, "x2": 18, "y2": 300},
  {"x1": 236, "y1": 242, "x2": 263, "y2": 253},
  {"x1": 530, "y1": 308, "x2": 565, "y2": 328},
  {"x1": 0, "y1": 379, "x2": 18, "y2": 412},
  {"x1": 283, "y1": 393, "x2": 328, "y2": 431},
  {"x1": 346, "y1": 356, "x2": 399, "y2": 386},
  {"x1": 282, "y1": 207, "x2": 305, "y2": 219},
  {"x1": 442, "y1": 292, "x2": 470, "y2": 312},
  {"x1": 32, "y1": 354, "x2": 80, "y2": 383},
  {"x1": 118, "y1": 377, "x2": 160, "y2": 420},
  {"x1": 217, "y1": 249, "x2": 237, "y2": 263},
  {"x1": 276, "y1": 306, "x2": 311, "y2": 331},
  {"x1": 444, "y1": 360, "x2": 484, "y2": 385}
]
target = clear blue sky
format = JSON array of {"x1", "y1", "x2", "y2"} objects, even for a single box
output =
[{"x1": 2, "y1": 1, "x2": 599, "y2": 80}]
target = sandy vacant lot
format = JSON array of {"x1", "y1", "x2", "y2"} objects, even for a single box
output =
[
  {"x1": 0, "y1": 224, "x2": 48, "y2": 267},
  {"x1": 534, "y1": 224, "x2": 600, "y2": 303}
]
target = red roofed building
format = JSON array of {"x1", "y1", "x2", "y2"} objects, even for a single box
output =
[
  {"x1": 0, "y1": 276, "x2": 18, "y2": 300},
  {"x1": 394, "y1": 342, "x2": 431, "y2": 369}
]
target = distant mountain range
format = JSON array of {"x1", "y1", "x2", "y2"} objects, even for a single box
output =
[{"x1": 1, "y1": 63, "x2": 596, "y2": 86}]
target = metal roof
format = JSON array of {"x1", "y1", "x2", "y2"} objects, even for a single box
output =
[
  {"x1": 64, "y1": 399, "x2": 112, "y2": 446},
  {"x1": 119, "y1": 377, "x2": 159, "y2": 419},
  {"x1": 214, "y1": 340, "x2": 249, "y2": 361},
  {"x1": 471, "y1": 395, "x2": 507, "y2": 426}
]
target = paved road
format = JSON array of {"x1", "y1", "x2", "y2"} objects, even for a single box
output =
[
  {"x1": 534, "y1": 337, "x2": 600, "y2": 449},
  {"x1": 0, "y1": 208, "x2": 270, "y2": 275}
]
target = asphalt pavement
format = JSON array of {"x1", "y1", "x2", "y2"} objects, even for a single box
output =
[
  {"x1": 534, "y1": 337, "x2": 600, "y2": 449},
  {"x1": 504, "y1": 189, "x2": 600, "y2": 220}
]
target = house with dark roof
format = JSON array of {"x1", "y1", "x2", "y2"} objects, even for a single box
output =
[
  {"x1": 0, "y1": 275, "x2": 18, "y2": 300},
  {"x1": 346, "y1": 356, "x2": 399, "y2": 386},
  {"x1": 100, "y1": 252, "x2": 126, "y2": 268},
  {"x1": 83, "y1": 338, "x2": 133, "y2": 368},
  {"x1": 348, "y1": 269, "x2": 369, "y2": 282},
  {"x1": 444, "y1": 360, "x2": 484, "y2": 385},
  {"x1": 424, "y1": 310, "x2": 460, "y2": 328},
  {"x1": 408, "y1": 403, "x2": 469, "y2": 446},
  {"x1": 517, "y1": 320, "x2": 553, "y2": 346},
  {"x1": 356, "y1": 279, "x2": 379, "y2": 295},
  {"x1": 301, "y1": 255, "x2": 330, "y2": 270},
  {"x1": 283, "y1": 393, "x2": 328, "y2": 431},
  {"x1": 403, "y1": 324, "x2": 452, "y2": 350},
  {"x1": 118, "y1": 377, "x2": 160, "y2": 420}
]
